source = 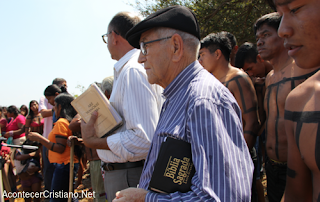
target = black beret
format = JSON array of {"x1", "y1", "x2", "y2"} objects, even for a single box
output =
[{"x1": 126, "y1": 5, "x2": 200, "y2": 49}]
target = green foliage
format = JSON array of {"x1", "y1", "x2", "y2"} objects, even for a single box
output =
[
  {"x1": 73, "y1": 84, "x2": 86, "y2": 98},
  {"x1": 76, "y1": 84, "x2": 86, "y2": 93},
  {"x1": 131, "y1": 0, "x2": 273, "y2": 45}
]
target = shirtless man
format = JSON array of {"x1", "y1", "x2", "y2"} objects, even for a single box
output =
[
  {"x1": 235, "y1": 42, "x2": 273, "y2": 79},
  {"x1": 254, "y1": 12, "x2": 320, "y2": 202},
  {"x1": 199, "y1": 32, "x2": 259, "y2": 150},
  {"x1": 222, "y1": 31, "x2": 238, "y2": 66},
  {"x1": 235, "y1": 42, "x2": 273, "y2": 128},
  {"x1": 271, "y1": 0, "x2": 320, "y2": 201},
  {"x1": 199, "y1": 33, "x2": 260, "y2": 201},
  {"x1": 235, "y1": 42, "x2": 274, "y2": 202}
]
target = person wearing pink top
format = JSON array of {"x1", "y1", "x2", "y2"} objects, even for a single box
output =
[
  {"x1": 4, "y1": 105, "x2": 26, "y2": 145},
  {"x1": 25, "y1": 100, "x2": 44, "y2": 136},
  {"x1": 0, "y1": 107, "x2": 8, "y2": 133}
]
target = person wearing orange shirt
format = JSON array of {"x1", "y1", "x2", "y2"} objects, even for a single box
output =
[{"x1": 29, "y1": 93, "x2": 79, "y2": 202}]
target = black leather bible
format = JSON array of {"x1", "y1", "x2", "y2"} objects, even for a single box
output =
[{"x1": 148, "y1": 136, "x2": 195, "y2": 194}]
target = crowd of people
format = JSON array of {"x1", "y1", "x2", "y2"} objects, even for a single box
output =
[{"x1": 1, "y1": 0, "x2": 320, "y2": 201}]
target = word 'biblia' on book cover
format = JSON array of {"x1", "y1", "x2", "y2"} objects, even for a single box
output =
[
  {"x1": 149, "y1": 137, "x2": 195, "y2": 194},
  {"x1": 71, "y1": 83, "x2": 122, "y2": 138}
]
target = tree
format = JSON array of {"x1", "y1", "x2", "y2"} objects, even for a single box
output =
[
  {"x1": 73, "y1": 84, "x2": 86, "y2": 98},
  {"x1": 131, "y1": 0, "x2": 274, "y2": 45}
]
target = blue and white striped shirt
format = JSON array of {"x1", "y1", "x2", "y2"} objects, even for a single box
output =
[{"x1": 139, "y1": 61, "x2": 253, "y2": 201}]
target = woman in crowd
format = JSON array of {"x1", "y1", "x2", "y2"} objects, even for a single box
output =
[
  {"x1": 25, "y1": 100, "x2": 44, "y2": 174},
  {"x1": 2, "y1": 106, "x2": 9, "y2": 119},
  {"x1": 25, "y1": 100, "x2": 44, "y2": 136},
  {"x1": 20, "y1": 105, "x2": 29, "y2": 117},
  {"x1": 0, "y1": 106, "x2": 8, "y2": 133},
  {"x1": 29, "y1": 93, "x2": 79, "y2": 202},
  {"x1": 44, "y1": 84, "x2": 68, "y2": 123},
  {"x1": 4, "y1": 105, "x2": 26, "y2": 145}
]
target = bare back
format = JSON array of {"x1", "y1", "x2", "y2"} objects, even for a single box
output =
[
  {"x1": 221, "y1": 67, "x2": 259, "y2": 149},
  {"x1": 284, "y1": 70, "x2": 320, "y2": 202},
  {"x1": 264, "y1": 60, "x2": 320, "y2": 162}
]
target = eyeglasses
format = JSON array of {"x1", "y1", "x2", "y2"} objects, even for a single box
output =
[
  {"x1": 140, "y1": 36, "x2": 172, "y2": 55},
  {"x1": 102, "y1": 30, "x2": 119, "y2": 44}
]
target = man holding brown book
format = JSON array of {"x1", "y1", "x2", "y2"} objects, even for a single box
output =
[
  {"x1": 112, "y1": 5, "x2": 254, "y2": 202},
  {"x1": 81, "y1": 12, "x2": 163, "y2": 202}
]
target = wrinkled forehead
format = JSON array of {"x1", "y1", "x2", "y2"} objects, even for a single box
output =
[{"x1": 139, "y1": 28, "x2": 157, "y2": 43}]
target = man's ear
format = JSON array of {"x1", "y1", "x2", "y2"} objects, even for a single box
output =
[
  {"x1": 257, "y1": 54, "x2": 264, "y2": 63},
  {"x1": 111, "y1": 31, "x2": 118, "y2": 45},
  {"x1": 215, "y1": 49, "x2": 223, "y2": 60},
  {"x1": 171, "y1": 34, "x2": 184, "y2": 62}
]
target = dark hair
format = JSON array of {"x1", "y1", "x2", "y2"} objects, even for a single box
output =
[
  {"x1": 109, "y1": 12, "x2": 141, "y2": 39},
  {"x1": 1, "y1": 106, "x2": 8, "y2": 119},
  {"x1": 7, "y1": 105, "x2": 20, "y2": 116},
  {"x1": 54, "y1": 94, "x2": 77, "y2": 123},
  {"x1": 52, "y1": 78, "x2": 66, "y2": 87},
  {"x1": 220, "y1": 31, "x2": 237, "y2": 48},
  {"x1": 254, "y1": 12, "x2": 281, "y2": 35},
  {"x1": 201, "y1": 32, "x2": 232, "y2": 62},
  {"x1": 235, "y1": 42, "x2": 259, "y2": 69},
  {"x1": 28, "y1": 100, "x2": 38, "y2": 119},
  {"x1": 55, "y1": 94, "x2": 83, "y2": 159},
  {"x1": 44, "y1": 84, "x2": 68, "y2": 97},
  {"x1": 20, "y1": 105, "x2": 28, "y2": 116}
]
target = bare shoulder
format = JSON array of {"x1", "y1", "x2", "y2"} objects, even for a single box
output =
[
  {"x1": 265, "y1": 69, "x2": 274, "y2": 87},
  {"x1": 286, "y1": 71, "x2": 320, "y2": 112},
  {"x1": 229, "y1": 67, "x2": 251, "y2": 81},
  {"x1": 226, "y1": 67, "x2": 256, "y2": 97}
]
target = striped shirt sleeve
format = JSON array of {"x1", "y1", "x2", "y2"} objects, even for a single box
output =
[{"x1": 145, "y1": 98, "x2": 252, "y2": 201}]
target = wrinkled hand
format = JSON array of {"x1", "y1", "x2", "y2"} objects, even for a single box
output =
[
  {"x1": 81, "y1": 111, "x2": 98, "y2": 138},
  {"x1": 113, "y1": 188, "x2": 147, "y2": 202},
  {"x1": 28, "y1": 132, "x2": 42, "y2": 142},
  {"x1": 67, "y1": 136, "x2": 78, "y2": 147}
]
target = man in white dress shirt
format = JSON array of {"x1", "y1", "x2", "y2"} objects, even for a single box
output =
[{"x1": 81, "y1": 12, "x2": 163, "y2": 202}]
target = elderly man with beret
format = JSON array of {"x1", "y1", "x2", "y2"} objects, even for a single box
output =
[{"x1": 113, "y1": 5, "x2": 254, "y2": 202}]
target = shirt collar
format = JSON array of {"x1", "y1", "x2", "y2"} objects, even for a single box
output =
[
  {"x1": 163, "y1": 60, "x2": 203, "y2": 99},
  {"x1": 114, "y1": 48, "x2": 140, "y2": 72}
]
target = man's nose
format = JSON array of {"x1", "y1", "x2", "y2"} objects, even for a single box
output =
[
  {"x1": 138, "y1": 51, "x2": 146, "y2": 64},
  {"x1": 278, "y1": 14, "x2": 293, "y2": 39}
]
